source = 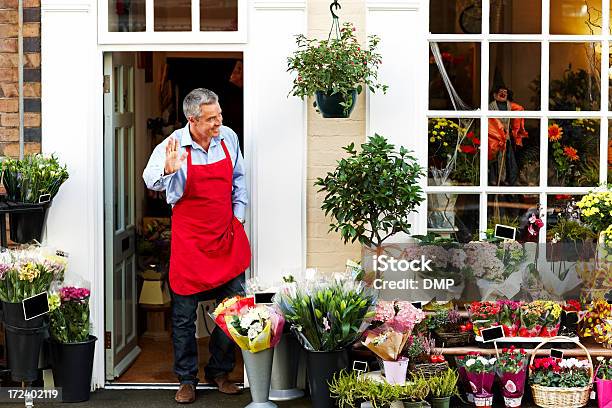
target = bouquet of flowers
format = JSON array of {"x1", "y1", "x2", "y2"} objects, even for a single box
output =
[
  {"x1": 458, "y1": 352, "x2": 497, "y2": 400},
  {"x1": 275, "y1": 278, "x2": 377, "y2": 351},
  {"x1": 576, "y1": 190, "x2": 612, "y2": 233},
  {"x1": 1, "y1": 154, "x2": 69, "y2": 203},
  {"x1": 402, "y1": 334, "x2": 436, "y2": 364},
  {"x1": 497, "y1": 346, "x2": 528, "y2": 407},
  {"x1": 213, "y1": 296, "x2": 285, "y2": 353},
  {"x1": 469, "y1": 301, "x2": 500, "y2": 336},
  {"x1": 534, "y1": 300, "x2": 562, "y2": 337},
  {"x1": 578, "y1": 298, "x2": 612, "y2": 345},
  {"x1": 0, "y1": 246, "x2": 67, "y2": 303},
  {"x1": 519, "y1": 302, "x2": 545, "y2": 337},
  {"x1": 49, "y1": 286, "x2": 91, "y2": 343},
  {"x1": 497, "y1": 300, "x2": 521, "y2": 337},
  {"x1": 364, "y1": 300, "x2": 425, "y2": 361},
  {"x1": 529, "y1": 357, "x2": 591, "y2": 388}
]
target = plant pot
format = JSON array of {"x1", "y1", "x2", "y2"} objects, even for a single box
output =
[
  {"x1": 597, "y1": 378, "x2": 612, "y2": 408},
  {"x1": 383, "y1": 358, "x2": 408, "y2": 385},
  {"x1": 9, "y1": 204, "x2": 50, "y2": 244},
  {"x1": 242, "y1": 348, "x2": 277, "y2": 408},
  {"x1": 48, "y1": 335, "x2": 97, "y2": 402},
  {"x1": 474, "y1": 395, "x2": 493, "y2": 408},
  {"x1": 402, "y1": 401, "x2": 430, "y2": 408},
  {"x1": 430, "y1": 397, "x2": 450, "y2": 408},
  {"x1": 315, "y1": 90, "x2": 357, "y2": 118},
  {"x1": 306, "y1": 349, "x2": 349, "y2": 408},
  {"x1": 503, "y1": 395, "x2": 523, "y2": 408},
  {"x1": 2, "y1": 301, "x2": 47, "y2": 382},
  {"x1": 269, "y1": 335, "x2": 304, "y2": 401}
]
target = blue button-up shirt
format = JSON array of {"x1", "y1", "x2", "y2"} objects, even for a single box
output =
[{"x1": 142, "y1": 124, "x2": 248, "y2": 220}]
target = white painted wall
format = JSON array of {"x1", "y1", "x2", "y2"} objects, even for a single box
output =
[
  {"x1": 41, "y1": 0, "x2": 105, "y2": 389},
  {"x1": 367, "y1": 0, "x2": 428, "y2": 237},
  {"x1": 41, "y1": 0, "x2": 307, "y2": 389}
]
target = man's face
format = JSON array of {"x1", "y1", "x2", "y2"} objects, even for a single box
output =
[
  {"x1": 189, "y1": 102, "x2": 223, "y2": 139},
  {"x1": 495, "y1": 88, "x2": 508, "y2": 102}
]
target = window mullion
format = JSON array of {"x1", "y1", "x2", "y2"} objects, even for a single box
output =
[
  {"x1": 146, "y1": 0, "x2": 154, "y2": 33},
  {"x1": 192, "y1": 0, "x2": 200, "y2": 32},
  {"x1": 601, "y1": 4, "x2": 610, "y2": 185},
  {"x1": 478, "y1": 0, "x2": 490, "y2": 239}
]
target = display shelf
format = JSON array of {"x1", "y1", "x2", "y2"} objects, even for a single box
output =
[{"x1": 441, "y1": 343, "x2": 612, "y2": 357}]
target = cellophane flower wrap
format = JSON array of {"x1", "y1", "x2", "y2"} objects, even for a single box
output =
[
  {"x1": 469, "y1": 301, "x2": 500, "y2": 336},
  {"x1": 534, "y1": 300, "x2": 562, "y2": 336},
  {"x1": 520, "y1": 302, "x2": 544, "y2": 337},
  {"x1": 596, "y1": 357, "x2": 612, "y2": 408},
  {"x1": 578, "y1": 298, "x2": 612, "y2": 345},
  {"x1": 363, "y1": 301, "x2": 425, "y2": 361},
  {"x1": 497, "y1": 300, "x2": 521, "y2": 337},
  {"x1": 274, "y1": 277, "x2": 377, "y2": 352},
  {"x1": 455, "y1": 354, "x2": 474, "y2": 402},
  {"x1": 49, "y1": 286, "x2": 91, "y2": 343},
  {"x1": 0, "y1": 245, "x2": 67, "y2": 303},
  {"x1": 457, "y1": 352, "x2": 497, "y2": 398},
  {"x1": 213, "y1": 296, "x2": 285, "y2": 353},
  {"x1": 529, "y1": 357, "x2": 591, "y2": 388},
  {"x1": 497, "y1": 346, "x2": 528, "y2": 403}
]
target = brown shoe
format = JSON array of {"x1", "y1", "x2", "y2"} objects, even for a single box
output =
[
  {"x1": 207, "y1": 374, "x2": 241, "y2": 395},
  {"x1": 175, "y1": 384, "x2": 196, "y2": 404}
]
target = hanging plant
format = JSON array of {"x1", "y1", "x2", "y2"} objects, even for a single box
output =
[{"x1": 287, "y1": 22, "x2": 388, "y2": 118}]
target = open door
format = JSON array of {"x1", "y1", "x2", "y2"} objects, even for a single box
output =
[{"x1": 103, "y1": 52, "x2": 140, "y2": 380}]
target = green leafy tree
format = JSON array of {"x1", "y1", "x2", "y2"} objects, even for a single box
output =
[{"x1": 315, "y1": 134, "x2": 425, "y2": 252}]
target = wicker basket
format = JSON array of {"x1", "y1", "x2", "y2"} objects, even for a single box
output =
[
  {"x1": 434, "y1": 330, "x2": 474, "y2": 347},
  {"x1": 412, "y1": 361, "x2": 449, "y2": 379},
  {"x1": 529, "y1": 336, "x2": 593, "y2": 408}
]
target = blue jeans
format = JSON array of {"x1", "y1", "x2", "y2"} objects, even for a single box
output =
[{"x1": 171, "y1": 273, "x2": 245, "y2": 385}]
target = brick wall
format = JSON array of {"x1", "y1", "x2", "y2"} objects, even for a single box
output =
[
  {"x1": 0, "y1": 0, "x2": 40, "y2": 157},
  {"x1": 306, "y1": 0, "x2": 365, "y2": 272}
]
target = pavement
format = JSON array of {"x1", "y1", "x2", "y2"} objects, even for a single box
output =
[{"x1": 0, "y1": 388, "x2": 600, "y2": 408}]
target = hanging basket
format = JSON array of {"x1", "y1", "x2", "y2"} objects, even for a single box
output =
[
  {"x1": 433, "y1": 330, "x2": 474, "y2": 347},
  {"x1": 529, "y1": 336, "x2": 593, "y2": 408},
  {"x1": 315, "y1": 90, "x2": 357, "y2": 118}
]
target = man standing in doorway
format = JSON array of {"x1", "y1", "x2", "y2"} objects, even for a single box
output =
[{"x1": 143, "y1": 88, "x2": 250, "y2": 404}]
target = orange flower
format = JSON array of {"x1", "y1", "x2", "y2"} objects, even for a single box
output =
[
  {"x1": 548, "y1": 124, "x2": 563, "y2": 142},
  {"x1": 563, "y1": 146, "x2": 579, "y2": 161}
]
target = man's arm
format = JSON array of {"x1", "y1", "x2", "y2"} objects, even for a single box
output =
[
  {"x1": 143, "y1": 139, "x2": 174, "y2": 191},
  {"x1": 231, "y1": 132, "x2": 248, "y2": 222}
]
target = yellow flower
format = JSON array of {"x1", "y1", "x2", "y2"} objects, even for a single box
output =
[
  {"x1": 18, "y1": 262, "x2": 40, "y2": 282},
  {"x1": 430, "y1": 137, "x2": 435, "y2": 143}
]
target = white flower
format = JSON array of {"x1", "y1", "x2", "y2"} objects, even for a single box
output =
[
  {"x1": 465, "y1": 359, "x2": 476, "y2": 367},
  {"x1": 247, "y1": 321, "x2": 264, "y2": 340}
]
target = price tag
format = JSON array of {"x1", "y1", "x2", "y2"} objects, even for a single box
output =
[
  {"x1": 253, "y1": 292, "x2": 275, "y2": 305},
  {"x1": 55, "y1": 250, "x2": 69, "y2": 258},
  {"x1": 22, "y1": 292, "x2": 49, "y2": 321},
  {"x1": 481, "y1": 326, "x2": 504, "y2": 343},
  {"x1": 352, "y1": 361, "x2": 368, "y2": 374},
  {"x1": 550, "y1": 349, "x2": 564, "y2": 359},
  {"x1": 411, "y1": 301, "x2": 423, "y2": 309},
  {"x1": 38, "y1": 194, "x2": 51, "y2": 204}
]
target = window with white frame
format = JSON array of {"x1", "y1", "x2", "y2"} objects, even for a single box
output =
[
  {"x1": 100, "y1": 0, "x2": 245, "y2": 43},
  {"x1": 426, "y1": 0, "x2": 610, "y2": 244}
]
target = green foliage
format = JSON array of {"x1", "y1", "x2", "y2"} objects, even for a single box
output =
[
  {"x1": 287, "y1": 22, "x2": 388, "y2": 115},
  {"x1": 549, "y1": 67, "x2": 600, "y2": 111},
  {"x1": 1, "y1": 154, "x2": 69, "y2": 203},
  {"x1": 275, "y1": 280, "x2": 376, "y2": 352},
  {"x1": 547, "y1": 218, "x2": 596, "y2": 242},
  {"x1": 428, "y1": 369, "x2": 460, "y2": 398},
  {"x1": 315, "y1": 134, "x2": 425, "y2": 249},
  {"x1": 49, "y1": 297, "x2": 90, "y2": 343}
]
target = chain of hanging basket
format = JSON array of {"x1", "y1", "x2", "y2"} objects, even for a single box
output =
[{"x1": 328, "y1": 0, "x2": 341, "y2": 40}]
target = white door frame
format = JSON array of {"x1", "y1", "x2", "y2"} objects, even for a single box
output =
[{"x1": 42, "y1": 0, "x2": 307, "y2": 390}]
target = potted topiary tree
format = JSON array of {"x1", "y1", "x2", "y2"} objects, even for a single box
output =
[
  {"x1": 315, "y1": 134, "x2": 425, "y2": 270},
  {"x1": 287, "y1": 22, "x2": 387, "y2": 118}
]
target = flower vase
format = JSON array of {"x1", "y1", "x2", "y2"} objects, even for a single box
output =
[
  {"x1": 382, "y1": 358, "x2": 409, "y2": 385},
  {"x1": 269, "y1": 334, "x2": 304, "y2": 401},
  {"x1": 306, "y1": 349, "x2": 349, "y2": 408},
  {"x1": 242, "y1": 348, "x2": 277, "y2": 408},
  {"x1": 48, "y1": 336, "x2": 97, "y2": 402},
  {"x1": 597, "y1": 378, "x2": 612, "y2": 408}
]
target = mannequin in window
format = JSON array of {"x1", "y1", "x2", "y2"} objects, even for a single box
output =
[{"x1": 488, "y1": 85, "x2": 528, "y2": 186}]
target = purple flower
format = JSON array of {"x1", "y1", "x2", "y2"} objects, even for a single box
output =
[
  {"x1": 0, "y1": 264, "x2": 10, "y2": 280},
  {"x1": 59, "y1": 286, "x2": 90, "y2": 302}
]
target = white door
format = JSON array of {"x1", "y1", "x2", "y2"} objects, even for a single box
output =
[{"x1": 103, "y1": 52, "x2": 140, "y2": 380}]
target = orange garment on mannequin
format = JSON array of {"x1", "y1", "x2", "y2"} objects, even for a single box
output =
[{"x1": 487, "y1": 102, "x2": 528, "y2": 161}]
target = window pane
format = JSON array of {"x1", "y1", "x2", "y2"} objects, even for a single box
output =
[
  {"x1": 490, "y1": 0, "x2": 542, "y2": 34},
  {"x1": 428, "y1": 118, "x2": 480, "y2": 186},
  {"x1": 201, "y1": 0, "x2": 238, "y2": 31},
  {"x1": 155, "y1": 0, "x2": 191, "y2": 31},
  {"x1": 487, "y1": 194, "x2": 539, "y2": 239},
  {"x1": 548, "y1": 119, "x2": 600, "y2": 187},
  {"x1": 427, "y1": 193, "x2": 479, "y2": 243},
  {"x1": 608, "y1": 120, "x2": 612, "y2": 183},
  {"x1": 546, "y1": 194, "x2": 595, "y2": 261},
  {"x1": 549, "y1": 42, "x2": 601, "y2": 111},
  {"x1": 429, "y1": 42, "x2": 481, "y2": 110},
  {"x1": 550, "y1": 0, "x2": 602, "y2": 35},
  {"x1": 430, "y1": 0, "x2": 481, "y2": 34},
  {"x1": 488, "y1": 118, "x2": 540, "y2": 186},
  {"x1": 108, "y1": 0, "x2": 146, "y2": 32},
  {"x1": 489, "y1": 43, "x2": 541, "y2": 111}
]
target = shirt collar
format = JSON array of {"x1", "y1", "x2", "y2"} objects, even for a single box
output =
[{"x1": 180, "y1": 123, "x2": 224, "y2": 149}]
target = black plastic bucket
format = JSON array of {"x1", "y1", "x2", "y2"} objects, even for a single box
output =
[
  {"x1": 306, "y1": 349, "x2": 349, "y2": 408},
  {"x1": 315, "y1": 90, "x2": 357, "y2": 118},
  {"x1": 48, "y1": 336, "x2": 97, "y2": 402},
  {"x1": 9, "y1": 205, "x2": 49, "y2": 244}
]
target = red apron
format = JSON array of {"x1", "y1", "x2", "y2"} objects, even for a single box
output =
[{"x1": 169, "y1": 140, "x2": 251, "y2": 296}]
